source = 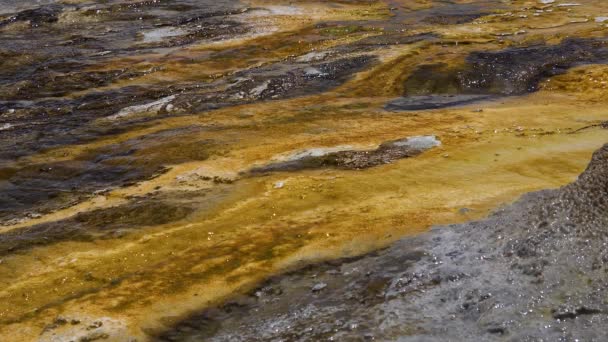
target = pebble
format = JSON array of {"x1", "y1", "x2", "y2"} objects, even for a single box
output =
[
  {"x1": 311, "y1": 282, "x2": 327, "y2": 292},
  {"x1": 0, "y1": 123, "x2": 13, "y2": 131},
  {"x1": 92, "y1": 50, "x2": 112, "y2": 56},
  {"x1": 458, "y1": 208, "x2": 472, "y2": 215}
]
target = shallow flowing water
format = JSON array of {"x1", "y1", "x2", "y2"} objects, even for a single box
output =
[{"x1": 0, "y1": 0, "x2": 607, "y2": 340}]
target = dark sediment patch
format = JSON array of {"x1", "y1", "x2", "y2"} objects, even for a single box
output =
[
  {"x1": 459, "y1": 38, "x2": 608, "y2": 95},
  {"x1": 0, "y1": 4, "x2": 62, "y2": 28},
  {"x1": 0, "y1": 127, "x2": 215, "y2": 223},
  {"x1": 387, "y1": 38, "x2": 608, "y2": 111},
  {"x1": 1, "y1": 68, "x2": 148, "y2": 100},
  {"x1": 0, "y1": 86, "x2": 176, "y2": 161},
  {"x1": 157, "y1": 144, "x2": 608, "y2": 341},
  {"x1": 349, "y1": 32, "x2": 439, "y2": 48},
  {"x1": 0, "y1": 197, "x2": 196, "y2": 257},
  {"x1": 388, "y1": 0, "x2": 501, "y2": 28},
  {"x1": 403, "y1": 62, "x2": 466, "y2": 95},
  {"x1": 421, "y1": 11, "x2": 488, "y2": 25},
  {"x1": 249, "y1": 135, "x2": 440, "y2": 174},
  {"x1": 0, "y1": 177, "x2": 238, "y2": 257},
  {"x1": 0, "y1": 160, "x2": 164, "y2": 223},
  {"x1": 421, "y1": 13, "x2": 486, "y2": 25},
  {"x1": 385, "y1": 94, "x2": 492, "y2": 111}
]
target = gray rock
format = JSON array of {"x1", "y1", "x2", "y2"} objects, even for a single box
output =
[{"x1": 311, "y1": 282, "x2": 327, "y2": 292}]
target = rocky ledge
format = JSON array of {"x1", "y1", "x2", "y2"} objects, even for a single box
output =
[{"x1": 159, "y1": 143, "x2": 608, "y2": 341}]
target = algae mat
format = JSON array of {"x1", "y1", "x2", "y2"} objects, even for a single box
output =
[{"x1": 0, "y1": 0, "x2": 607, "y2": 340}]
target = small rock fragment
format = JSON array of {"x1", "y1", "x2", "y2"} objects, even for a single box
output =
[{"x1": 311, "y1": 282, "x2": 327, "y2": 292}]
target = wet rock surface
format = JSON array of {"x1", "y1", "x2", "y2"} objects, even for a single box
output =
[
  {"x1": 160, "y1": 145, "x2": 608, "y2": 341},
  {"x1": 458, "y1": 38, "x2": 608, "y2": 95},
  {"x1": 172, "y1": 55, "x2": 375, "y2": 112},
  {"x1": 390, "y1": 38, "x2": 608, "y2": 111},
  {"x1": 250, "y1": 135, "x2": 441, "y2": 173}
]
